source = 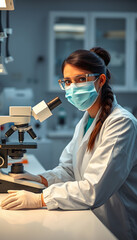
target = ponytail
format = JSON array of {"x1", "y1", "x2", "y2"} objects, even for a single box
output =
[
  {"x1": 87, "y1": 47, "x2": 114, "y2": 151},
  {"x1": 87, "y1": 81, "x2": 114, "y2": 151}
]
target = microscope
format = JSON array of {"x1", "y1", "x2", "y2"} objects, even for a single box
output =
[{"x1": 0, "y1": 97, "x2": 62, "y2": 193}]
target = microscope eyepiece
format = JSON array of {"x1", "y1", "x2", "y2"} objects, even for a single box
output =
[{"x1": 47, "y1": 97, "x2": 62, "y2": 111}]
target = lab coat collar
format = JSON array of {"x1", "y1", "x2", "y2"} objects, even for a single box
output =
[
  {"x1": 111, "y1": 94, "x2": 118, "y2": 111},
  {"x1": 78, "y1": 108, "x2": 101, "y2": 149}
]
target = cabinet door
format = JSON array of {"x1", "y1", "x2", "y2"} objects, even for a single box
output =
[
  {"x1": 90, "y1": 13, "x2": 129, "y2": 92},
  {"x1": 128, "y1": 13, "x2": 137, "y2": 91},
  {"x1": 134, "y1": 17, "x2": 137, "y2": 88},
  {"x1": 49, "y1": 12, "x2": 89, "y2": 91}
]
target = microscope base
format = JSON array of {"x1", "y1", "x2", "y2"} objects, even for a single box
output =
[
  {"x1": 0, "y1": 171, "x2": 45, "y2": 193},
  {"x1": 0, "y1": 179, "x2": 44, "y2": 193}
]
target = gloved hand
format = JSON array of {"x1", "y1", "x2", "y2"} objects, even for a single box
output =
[
  {"x1": 10, "y1": 172, "x2": 42, "y2": 183},
  {"x1": 1, "y1": 190, "x2": 42, "y2": 210}
]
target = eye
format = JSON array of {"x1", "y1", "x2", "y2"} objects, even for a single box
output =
[
  {"x1": 80, "y1": 77, "x2": 86, "y2": 82},
  {"x1": 76, "y1": 76, "x2": 86, "y2": 83},
  {"x1": 64, "y1": 79, "x2": 72, "y2": 86}
]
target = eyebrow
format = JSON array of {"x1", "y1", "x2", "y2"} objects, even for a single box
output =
[{"x1": 64, "y1": 74, "x2": 86, "y2": 79}]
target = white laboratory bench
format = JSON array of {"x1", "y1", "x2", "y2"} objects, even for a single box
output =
[{"x1": 0, "y1": 154, "x2": 117, "y2": 240}]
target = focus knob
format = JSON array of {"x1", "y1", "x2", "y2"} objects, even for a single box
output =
[
  {"x1": 0, "y1": 156, "x2": 5, "y2": 167},
  {"x1": 11, "y1": 163, "x2": 24, "y2": 174}
]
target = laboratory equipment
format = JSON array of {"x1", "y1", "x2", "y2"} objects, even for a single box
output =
[
  {"x1": 0, "y1": 88, "x2": 48, "y2": 141},
  {"x1": 56, "y1": 107, "x2": 67, "y2": 130},
  {"x1": 0, "y1": 96, "x2": 62, "y2": 193}
]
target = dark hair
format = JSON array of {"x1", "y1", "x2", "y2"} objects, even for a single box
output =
[{"x1": 62, "y1": 47, "x2": 114, "y2": 151}]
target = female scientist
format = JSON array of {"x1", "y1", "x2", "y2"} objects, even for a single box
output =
[{"x1": 1, "y1": 47, "x2": 137, "y2": 240}]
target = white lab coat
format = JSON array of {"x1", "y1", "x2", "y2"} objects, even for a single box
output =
[{"x1": 42, "y1": 97, "x2": 137, "y2": 240}]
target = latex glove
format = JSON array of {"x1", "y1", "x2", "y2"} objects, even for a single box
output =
[
  {"x1": 1, "y1": 190, "x2": 42, "y2": 210},
  {"x1": 10, "y1": 172, "x2": 42, "y2": 183}
]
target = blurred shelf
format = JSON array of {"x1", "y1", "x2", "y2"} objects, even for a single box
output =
[{"x1": 47, "y1": 129, "x2": 74, "y2": 138}]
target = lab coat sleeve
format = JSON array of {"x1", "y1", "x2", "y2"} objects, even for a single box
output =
[
  {"x1": 41, "y1": 122, "x2": 81, "y2": 186},
  {"x1": 43, "y1": 116, "x2": 137, "y2": 210},
  {"x1": 41, "y1": 143, "x2": 75, "y2": 186}
]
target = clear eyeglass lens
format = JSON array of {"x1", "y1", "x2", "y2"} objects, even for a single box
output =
[
  {"x1": 75, "y1": 75, "x2": 87, "y2": 83},
  {"x1": 63, "y1": 75, "x2": 87, "y2": 89},
  {"x1": 59, "y1": 74, "x2": 99, "y2": 90},
  {"x1": 62, "y1": 82, "x2": 66, "y2": 90}
]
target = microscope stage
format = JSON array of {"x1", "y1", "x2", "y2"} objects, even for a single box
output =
[
  {"x1": 0, "y1": 171, "x2": 45, "y2": 193},
  {"x1": 0, "y1": 142, "x2": 37, "y2": 149}
]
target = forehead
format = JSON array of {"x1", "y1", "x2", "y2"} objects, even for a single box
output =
[{"x1": 63, "y1": 64, "x2": 91, "y2": 77}]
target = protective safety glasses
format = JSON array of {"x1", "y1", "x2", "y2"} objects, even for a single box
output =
[{"x1": 58, "y1": 73, "x2": 100, "y2": 90}]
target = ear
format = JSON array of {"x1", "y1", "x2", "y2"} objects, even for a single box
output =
[{"x1": 99, "y1": 74, "x2": 106, "y2": 87}]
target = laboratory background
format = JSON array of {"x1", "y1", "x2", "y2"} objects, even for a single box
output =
[{"x1": 0, "y1": 0, "x2": 137, "y2": 170}]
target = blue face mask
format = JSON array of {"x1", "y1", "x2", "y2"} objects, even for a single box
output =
[{"x1": 65, "y1": 81, "x2": 99, "y2": 111}]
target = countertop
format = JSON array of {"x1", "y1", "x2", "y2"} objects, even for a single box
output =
[{"x1": 0, "y1": 154, "x2": 117, "y2": 240}]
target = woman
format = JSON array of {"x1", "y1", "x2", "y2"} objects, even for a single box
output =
[{"x1": 1, "y1": 47, "x2": 137, "y2": 240}]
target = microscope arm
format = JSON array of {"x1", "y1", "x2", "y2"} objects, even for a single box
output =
[
  {"x1": 0, "y1": 116, "x2": 31, "y2": 125},
  {"x1": 0, "y1": 97, "x2": 61, "y2": 127},
  {"x1": 0, "y1": 100, "x2": 53, "y2": 126}
]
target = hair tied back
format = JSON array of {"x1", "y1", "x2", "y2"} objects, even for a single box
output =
[{"x1": 90, "y1": 47, "x2": 111, "y2": 66}]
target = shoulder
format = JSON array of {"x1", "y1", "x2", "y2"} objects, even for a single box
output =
[
  {"x1": 97, "y1": 104, "x2": 137, "y2": 148},
  {"x1": 102, "y1": 104, "x2": 137, "y2": 134}
]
